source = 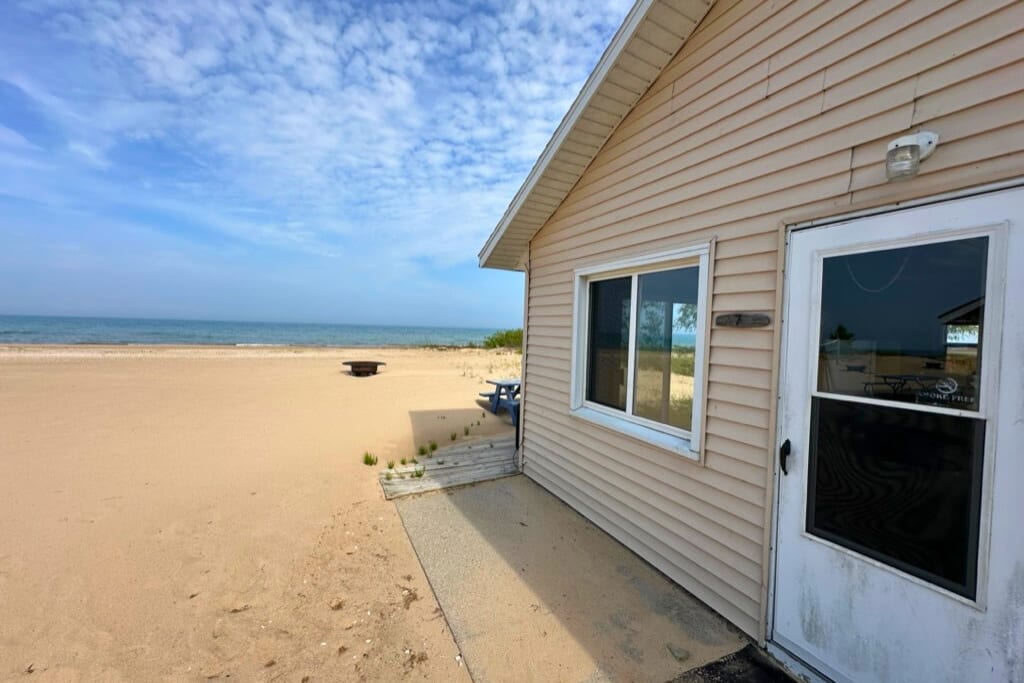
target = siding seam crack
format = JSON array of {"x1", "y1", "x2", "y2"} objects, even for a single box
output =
[
  {"x1": 818, "y1": 69, "x2": 827, "y2": 114},
  {"x1": 910, "y1": 74, "x2": 921, "y2": 128},
  {"x1": 845, "y1": 146, "x2": 855, "y2": 197}
]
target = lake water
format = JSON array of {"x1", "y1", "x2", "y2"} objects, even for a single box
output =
[
  {"x1": 672, "y1": 332, "x2": 697, "y2": 348},
  {"x1": 0, "y1": 315, "x2": 501, "y2": 347}
]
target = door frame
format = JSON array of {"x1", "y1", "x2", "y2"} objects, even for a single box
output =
[{"x1": 765, "y1": 181, "x2": 1022, "y2": 680}]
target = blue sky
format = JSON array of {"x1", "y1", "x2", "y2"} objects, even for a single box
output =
[{"x1": 0, "y1": 0, "x2": 631, "y2": 327}]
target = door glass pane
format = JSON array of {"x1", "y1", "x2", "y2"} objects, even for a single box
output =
[
  {"x1": 586, "y1": 277, "x2": 631, "y2": 411},
  {"x1": 817, "y1": 237, "x2": 987, "y2": 411},
  {"x1": 807, "y1": 397, "x2": 984, "y2": 598},
  {"x1": 632, "y1": 266, "x2": 699, "y2": 430}
]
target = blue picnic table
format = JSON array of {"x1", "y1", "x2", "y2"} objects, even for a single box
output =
[{"x1": 480, "y1": 378, "x2": 521, "y2": 426}]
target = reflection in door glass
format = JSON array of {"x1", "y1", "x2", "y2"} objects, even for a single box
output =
[{"x1": 817, "y1": 237, "x2": 987, "y2": 411}]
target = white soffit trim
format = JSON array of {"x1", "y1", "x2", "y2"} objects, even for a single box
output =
[{"x1": 478, "y1": 0, "x2": 715, "y2": 271}]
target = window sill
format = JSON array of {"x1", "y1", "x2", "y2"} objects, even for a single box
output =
[{"x1": 569, "y1": 405, "x2": 700, "y2": 460}]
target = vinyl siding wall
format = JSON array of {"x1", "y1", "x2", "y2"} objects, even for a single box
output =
[{"x1": 521, "y1": 0, "x2": 1024, "y2": 639}]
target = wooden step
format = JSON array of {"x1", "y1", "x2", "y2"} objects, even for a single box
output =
[
  {"x1": 380, "y1": 461, "x2": 518, "y2": 499},
  {"x1": 388, "y1": 449, "x2": 513, "y2": 476},
  {"x1": 381, "y1": 454, "x2": 515, "y2": 484},
  {"x1": 415, "y1": 436, "x2": 515, "y2": 458},
  {"x1": 387, "y1": 436, "x2": 514, "y2": 470},
  {"x1": 379, "y1": 436, "x2": 518, "y2": 499}
]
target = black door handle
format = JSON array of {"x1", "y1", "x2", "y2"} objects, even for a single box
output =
[{"x1": 780, "y1": 439, "x2": 792, "y2": 475}]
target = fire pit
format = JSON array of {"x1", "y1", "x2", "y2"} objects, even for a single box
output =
[{"x1": 342, "y1": 360, "x2": 386, "y2": 377}]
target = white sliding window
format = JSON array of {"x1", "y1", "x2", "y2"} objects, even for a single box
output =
[{"x1": 571, "y1": 245, "x2": 710, "y2": 458}]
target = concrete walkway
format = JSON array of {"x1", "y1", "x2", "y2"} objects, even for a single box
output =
[{"x1": 396, "y1": 475, "x2": 747, "y2": 682}]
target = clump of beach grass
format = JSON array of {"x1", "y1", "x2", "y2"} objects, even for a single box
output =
[
  {"x1": 385, "y1": 472, "x2": 393, "y2": 481},
  {"x1": 400, "y1": 458, "x2": 407, "y2": 466},
  {"x1": 429, "y1": 440, "x2": 438, "y2": 452},
  {"x1": 362, "y1": 452, "x2": 378, "y2": 466},
  {"x1": 387, "y1": 460, "x2": 395, "y2": 470},
  {"x1": 464, "y1": 426, "x2": 470, "y2": 436},
  {"x1": 418, "y1": 445, "x2": 428, "y2": 456},
  {"x1": 410, "y1": 457, "x2": 418, "y2": 465},
  {"x1": 413, "y1": 467, "x2": 425, "y2": 479},
  {"x1": 450, "y1": 432, "x2": 457, "y2": 441}
]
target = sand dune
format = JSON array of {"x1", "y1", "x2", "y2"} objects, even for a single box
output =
[{"x1": 0, "y1": 345, "x2": 520, "y2": 681}]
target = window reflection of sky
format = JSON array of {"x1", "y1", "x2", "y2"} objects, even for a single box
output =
[{"x1": 819, "y1": 237, "x2": 988, "y2": 357}]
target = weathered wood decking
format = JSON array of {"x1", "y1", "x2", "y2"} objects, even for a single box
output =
[{"x1": 379, "y1": 435, "x2": 517, "y2": 499}]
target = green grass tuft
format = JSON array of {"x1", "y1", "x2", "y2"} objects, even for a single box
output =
[
  {"x1": 362, "y1": 452, "x2": 378, "y2": 466},
  {"x1": 463, "y1": 426, "x2": 470, "y2": 436},
  {"x1": 450, "y1": 432, "x2": 457, "y2": 441},
  {"x1": 482, "y1": 328, "x2": 522, "y2": 350},
  {"x1": 418, "y1": 445, "x2": 428, "y2": 456},
  {"x1": 387, "y1": 460, "x2": 395, "y2": 469},
  {"x1": 400, "y1": 457, "x2": 407, "y2": 466},
  {"x1": 429, "y1": 440, "x2": 438, "y2": 452}
]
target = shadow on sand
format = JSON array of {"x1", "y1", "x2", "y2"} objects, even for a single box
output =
[{"x1": 407, "y1": 406, "x2": 514, "y2": 453}]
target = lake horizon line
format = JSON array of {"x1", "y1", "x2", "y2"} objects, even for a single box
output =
[{"x1": 0, "y1": 315, "x2": 511, "y2": 348}]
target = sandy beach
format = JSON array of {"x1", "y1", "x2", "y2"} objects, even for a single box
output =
[{"x1": 0, "y1": 345, "x2": 520, "y2": 681}]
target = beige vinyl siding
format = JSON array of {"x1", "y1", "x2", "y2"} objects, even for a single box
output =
[{"x1": 520, "y1": 0, "x2": 1024, "y2": 639}]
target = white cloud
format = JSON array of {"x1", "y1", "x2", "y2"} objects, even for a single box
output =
[
  {"x1": 0, "y1": 123, "x2": 37, "y2": 150},
  {"x1": 1, "y1": 0, "x2": 633, "y2": 264},
  {"x1": 67, "y1": 140, "x2": 110, "y2": 168}
]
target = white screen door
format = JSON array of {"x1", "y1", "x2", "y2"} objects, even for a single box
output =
[{"x1": 772, "y1": 186, "x2": 1024, "y2": 683}]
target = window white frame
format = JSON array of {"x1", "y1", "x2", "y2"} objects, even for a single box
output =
[{"x1": 570, "y1": 244, "x2": 710, "y2": 459}]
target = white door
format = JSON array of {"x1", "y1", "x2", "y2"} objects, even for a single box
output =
[{"x1": 773, "y1": 186, "x2": 1024, "y2": 683}]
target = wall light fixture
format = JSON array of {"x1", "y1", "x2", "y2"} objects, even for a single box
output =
[{"x1": 886, "y1": 131, "x2": 939, "y2": 182}]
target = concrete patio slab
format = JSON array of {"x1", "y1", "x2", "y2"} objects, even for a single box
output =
[{"x1": 396, "y1": 475, "x2": 747, "y2": 682}]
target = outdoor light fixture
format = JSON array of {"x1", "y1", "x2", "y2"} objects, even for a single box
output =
[{"x1": 886, "y1": 131, "x2": 939, "y2": 181}]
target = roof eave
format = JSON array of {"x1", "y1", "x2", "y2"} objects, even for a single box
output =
[{"x1": 478, "y1": 0, "x2": 713, "y2": 271}]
